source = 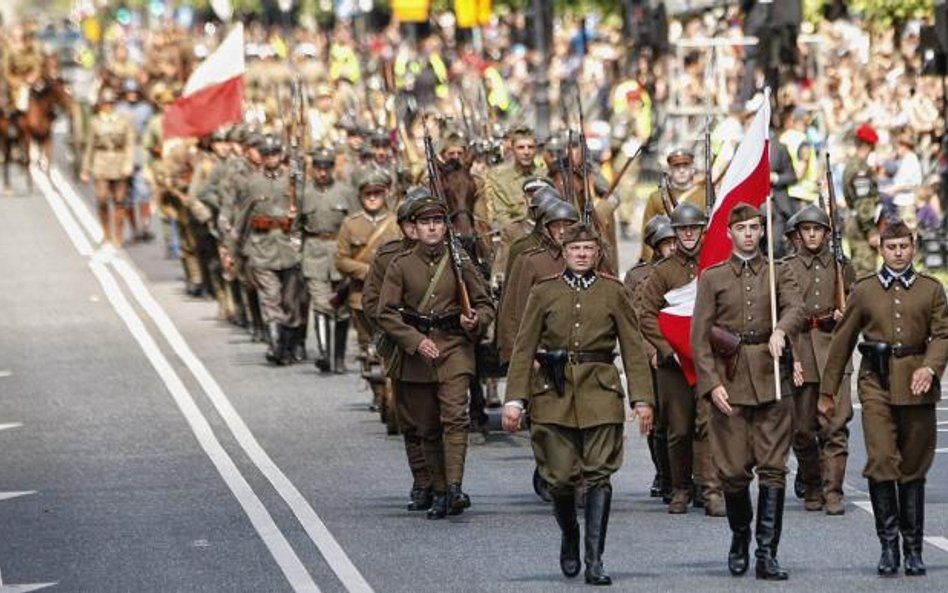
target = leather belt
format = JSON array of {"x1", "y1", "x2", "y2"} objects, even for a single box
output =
[
  {"x1": 305, "y1": 231, "x2": 337, "y2": 240},
  {"x1": 250, "y1": 216, "x2": 292, "y2": 232},
  {"x1": 739, "y1": 331, "x2": 771, "y2": 345},
  {"x1": 892, "y1": 343, "x2": 926, "y2": 358},
  {"x1": 566, "y1": 350, "x2": 616, "y2": 364}
]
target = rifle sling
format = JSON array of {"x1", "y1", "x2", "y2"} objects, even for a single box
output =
[{"x1": 353, "y1": 216, "x2": 396, "y2": 264}]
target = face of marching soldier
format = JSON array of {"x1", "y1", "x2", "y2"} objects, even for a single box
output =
[
  {"x1": 545, "y1": 219, "x2": 572, "y2": 245},
  {"x1": 798, "y1": 222, "x2": 827, "y2": 253},
  {"x1": 564, "y1": 240, "x2": 600, "y2": 274},
  {"x1": 360, "y1": 187, "x2": 387, "y2": 214},
  {"x1": 674, "y1": 225, "x2": 703, "y2": 253},
  {"x1": 415, "y1": 215, "x2": 447, "y2": 245},
  {"x1": 373, "y1": 144, "x2": 390, "y2": 164},
  {"x1": 246, "y1": 147, "x2": 262, "y2": 166},
  {"x1": 512, "y1": 138, "x2": 537, "y2": 168},
  {"x1": 656, "y1": 237, "x2": 677, "y2": 259},
  {"x1": 881, "y1": 236, "x2": 915, "y2": 273},
  {"x1": 399, "y1": 220, "x2": 418, "y2": 240},
  {"x1": 669, "y1": 162, "x2": 695, "y2": 189},
  {"x1": 263, "y1": 153, "x2": 282, "y2": 169},
  {"x1": 442, "y1": 145, "x2": 465, "y2": 164},
  {"x1": 313, "y1": 165, "x2": 332, "y2": 186},
  {"x1": 727, "y1": 218, "x2": 763, "y2": 257}
]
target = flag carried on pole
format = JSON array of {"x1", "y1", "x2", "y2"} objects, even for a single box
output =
[
  {"x1": 657, "y1": 90, "x2": 772, "y2": 386},
  {"x1": 163, "y1": 23, "x2": 245, "y2": 139}
]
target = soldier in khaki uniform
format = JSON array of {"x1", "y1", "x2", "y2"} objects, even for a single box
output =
[
  {"x1": 842, "y1": 124, "x2": 881, "y2": 278},
  {"x1": 497, "y1": 196, "x2": 579, "y2": 364},
  {"x1": 640, "y1": 149, "x2": 705, "y2": 261},
  {"x1": 484, "y1": 126, "x2": 547, "y2": 228},
  {"x1": 640, "y1": 202, "x2": 725, "y2": 516},
  {"x1": 502, "y1": 222, "x2": 654, "y2": 585},
  {"x1": 229, "y1": 136, "x2": 305, "y2": 365},
  {"x1": 1, "y1": 24, "x2": 42, "y2": 114},
  {"x1": 820, "y1": 221, "x2": 948, "y2": 577},
  {"x1": 623, "y1": 215, "x2": 676, "y2": 501},
  {"x1": 691, "y1": 203, "x2": 805, "y2": 580},
  {"x1": 781, "y1": 205, "x2": 855, "y2": 515},
  {"x1": 362, "y1": 188, "x2": 430, "y2": 505},
  {"x1": 81, "y1": 88, "x2": 136, "y2": 247},
  {"x1": 378, "y1": 195, "x2": 495, "y2": 519},
  {"x1": 298, "y1": 148, "x2": 358, "y2": 373}
]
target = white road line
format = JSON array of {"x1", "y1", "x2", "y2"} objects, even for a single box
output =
[
  {"x1": 112, "y1": 256, "x2": 375, "y2": 593},
  {"x1": 48, "y1": 168, "x2": 104, "y2": 244},
  {"x1": 0, "y1": 492, "x2": 36, "y2": 503},
  {"x1": 0, "y1": 423, "x2": 23, "y2": 432},
  {"x1": 0, "y1": 371, "x2": 12, "y2": 378},
  {"x1": 936, "y1": 448, "x2": 948, "y2": 453},
  {"x1": 926, "y1": 536, "x2": 948, "y2": 552},
  {"x1": 35, "y1": 166, "x2": 321, "y2": 593},
  {"x1": 88, "y1": 261, "x2": 321, "y2": 593}
]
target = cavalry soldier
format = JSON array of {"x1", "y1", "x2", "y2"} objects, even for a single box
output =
[
  {"x1": 362, "y1": 188, "x2": 429, "y2": 504},
  {"x1": 1, "y1": 23, "x2": 42, "y2": 117},
  {"x1": 640, "y1": 148, "x2": 704, "y2": 260},
  {"x1": 497, "y1": 195, "x2": 579, "y2": 364},
  {"x1": 820, "y1": 220, "x2": 948, "y2": 577},
  {"x1": 639, "y1": 202, "x2": 725, "y2": 516},
  {"x1": 624, "y1": 215, "x2": 677, "y2": 501},
  {"x1": 336, "y1": 168, "x2": 401, "y2": 395},
  {"x1": 230, "y1": 135, "x2": 306, "y2": 365},
  {"x1": 842, "y1": 124, "x2": 882, "y2": 278},
  {"x1": 377, "y1": 195, "x2": 495, "y2": 519},
  {"x1": 484, "y1": 125, "x2": 546, "y2": 229},
  {"x1": 81, "y1": 88, "x2": 135, "y2": 248},
  {"x1": 782, "y1": 205, "x2": 855, "y2": 515},
  {"x1": 298, "y1": 147, "x2": 358, "y2": 373},
  {"x1": 691, "y1": 203, "x2": 805, "y2": 581},
  {"x1": 502, "y1": 222, "x2": 654, "y2": 585}
]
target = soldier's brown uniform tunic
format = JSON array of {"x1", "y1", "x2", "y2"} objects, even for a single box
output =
[
  {"x1": 691, "y1": 254, "x2": 805, "y2": 490},
  {"x1": 821, "y1": 267, "x2": 948, "y2": 482},
  {"x1": 505, "y1": 271, "x2": 654, "y2": 491},
  {"x1": 378, "y1": 242, "x2": 495, "y2": 490},
  {"x1": 783, "y1": 245, "x2": 855, "y2": 502}
]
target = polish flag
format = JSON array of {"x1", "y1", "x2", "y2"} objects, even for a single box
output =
[
  {"x1": 163, "y1": 24, "x2": 245, "y2": 139},
  {"x1": 656, "y1": 91, "x2": 772, "y2": 386}
]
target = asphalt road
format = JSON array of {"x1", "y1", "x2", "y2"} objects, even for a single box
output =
[{"x1": 1, "y1": 160, "x2": 947, "y2": 593}]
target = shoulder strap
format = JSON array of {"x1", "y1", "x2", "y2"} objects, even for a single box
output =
[{"x1": 418, "y1": 253, "x2": 449, "y2": 310}]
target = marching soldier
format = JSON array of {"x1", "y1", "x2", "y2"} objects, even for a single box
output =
[
  {"x1": 820, "y1": 220, "x2": 948, "y2": 577},
  {"x1": 782, "y1": 205, "x2": 855, "y2": 515},
  {"x1": 624, "y1": 215, "x2": 677, "y2": 501},
  {"x1": 842, "y1": 124, "x2": 882, "y2": 278},
  {"x1": 81, "y1": 88, "x2": 135, "y2": 248},
  {"x1": 1, "y1": 23, "x2": 42, "y2": 118},
  {"x1": 640, "y1": 148, "x2": 704, "y2": 260},
  {"x1": 298, "y1": 147, "x2": 358, "y2": 373},
  {"x1": 639, "y1": 202, "x2": 725, "y2": 516},
  {"x1": 502, "y1": 222, "x2": 654, "y2": 585},
  {"x1": 691, "y1": 203, "x2": 805, "y2": 580},
  {"x1": 495, "y1": 179, "x2": 559, "y2": 287},
  {"x1": 484, "y1": 125, "x2": 546, "y2": 229},
  {"x1": 230, "y1": 135, "x2": 306, "y2": 365},
  {"x1": 378, "y1": 195, "x2": 495, "y2": 519}
]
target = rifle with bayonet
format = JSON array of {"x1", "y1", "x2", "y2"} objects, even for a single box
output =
[
  {"x1": 574, "y1": 85, "x2": 594, "y2": 225},
  {"x1": 287, "y1": 76, "x2": 306, "y2": 219},
  {"x1": 422, "y1": 117, "x2": 473, "y2": 317},
  {"x1": 705, "y1": 116, "x2": 715, "y2": 212},
  {"x1": 825, "y1": 153, "x2": 847, "y2": 312}
]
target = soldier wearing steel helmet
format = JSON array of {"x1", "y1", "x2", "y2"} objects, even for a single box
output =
[
  {"x1": 781, "y1": 204, "x2": 855, "y2": 516},
  {"x1": 639, "y1": 201, "x2": 725, "y2": 516},
  {"x1": 640, "y1": 148, "x2": 705, "y2": 261},
  {"x1": 492, "y1": 177, "x2": 557, "y2": 288}
]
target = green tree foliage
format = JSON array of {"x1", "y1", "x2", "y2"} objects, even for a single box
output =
[{"x1": 849, "y1": 0, "x2": 934, "y2": 32}]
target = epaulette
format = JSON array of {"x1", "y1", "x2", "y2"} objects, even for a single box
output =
[
  {"x1": 600, "y1": 272, "x2": 623, "y2": 285},
  {"x1": 853, "y1": 272, "x2": 876, "y2": 284},
  {"x1": 536, "y1": 273, "x2": 561, "y2": 285},
  {"x1": 376, "y1": 239, "x2": 406, "y2": 255},
  {"x1": 521, "y1": 245, "x2": 547, "y2": 257}
]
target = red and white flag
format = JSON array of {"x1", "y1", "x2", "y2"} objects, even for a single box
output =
[
  {"x1": 656, "y1": 91, "x2": 772, "y2": 386},
  {"x1": 163, "y1": 24, "x2": 245, "y2": 139}
]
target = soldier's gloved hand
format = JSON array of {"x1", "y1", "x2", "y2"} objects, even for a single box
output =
[
  {"x1": 633, "y1": 402, "x2": 653, "y2": 436},
  {"x1": 792, "y1": 361, "x2": 805, "y2": 387},
  {"x1": 817, "y1": 393, "x2": 836, "y2": 418},
  {"x1": 911, "y1": 367, "x2": 935, "y2": 396},
  {"x1": 768, "y1": 328, "x2": 787, "y2": 360},
  {"x1": 710, "y1": 385, "x2": 733, "y2": 416},
  {"x1": 502, "y1": 402, "x2": 524, "y2": 433},
  {"x1": 417, "y1": 337, "x2": 440, "y2": 360}
]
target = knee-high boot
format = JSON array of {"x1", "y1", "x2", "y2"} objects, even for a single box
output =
[
  {"x1": 899, "y1": 480, "x2": 926, "y2": 576},
  {"x1": 725, "y1": 488, "x2": 753, "y2": 575},
  {"x1": 583, "y1": 485, "x2": 613, "y2": 586},
  {"x1": 869, "y1": 479, "x2": 900, "y2": 576},
  {"x1": 754, "y1": 485, "x2": 788, "y2": 580},
  {"x1": 552, "y1": 490, "x2": 580, "y2": 577}
]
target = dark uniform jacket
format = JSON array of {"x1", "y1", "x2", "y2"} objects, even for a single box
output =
[
  {"x1": 821, "y1": 267, "x2": 948, "y2": 405},
  {"x1": 505, "y1": 271, "x2": 654, "y2": 429},
  {"x1": 362, "y1": 238, "x2": 413, "y2": 330},
  {"x1": 691, "y1": 253, "x2": 805, "y2": 405}
]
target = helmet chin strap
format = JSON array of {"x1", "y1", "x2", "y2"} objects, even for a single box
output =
[{"x1": 676, "y1": 230, "x2": 704, "y2": 256}]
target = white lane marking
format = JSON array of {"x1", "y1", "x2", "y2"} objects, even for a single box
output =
[
  {"x1": 35, "y1": 165, "x2": 321, "y2": 593},
  {"x1": 48, "y1": 168, "x2": 104, "y2": 244},
  {"x1": 0, "y1": 371, "x2": 12, "y2": 378},
  {"x1": 938, "y1": 421, "x2": 948, "y2": 426},
  {"x1": 88, "y1": 261, "x2": 321, "y2": 593},
  {"x1": 853, "y1": 501, "x2": 873, "y2": 515},
  {"x1": 112, "y1": 257, "x2": 375, "y2": 593},
  {"x1": 936, "y1": 448, "x2": 948, "y2": 453},
  {"x1": 0, "y1": 581, "x2": 58, "y2": 592},
  {"x1": 926, "y1": 536, "x2": 948, "y2": 552},
  {"x1": 0, "y1": 424, "x2": 23, "y2": 432},
  {"x1": 0, "y1": 492, "x2": 36, "y2": 503}
]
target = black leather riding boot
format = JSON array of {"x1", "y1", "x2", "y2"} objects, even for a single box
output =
[
  {"x1": 583, "y1": 485, "x2": 613, "y2": 586},
  {"x1": 552, "y1": 490, "x2": 581, "y2": 577},
  {"x1": 899, "y1": 480, "x2": 926, "y2": 576},
  {"x1": 754, "y1": 486, "x2": 789, "y2": 580},
  {"x1": 725, "y1": 488, "x2": 753, "y2": 575},
  {"x1": 869, "y1": 479, "x2": 900, "y2": 576}
]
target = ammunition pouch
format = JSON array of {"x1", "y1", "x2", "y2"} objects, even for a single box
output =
[
  {"x1": 710, "y1": 325, "x2": 742, "y2": 381},
  {"x1": 249, "y1": 215, "x2": 292, "y2": 233}
]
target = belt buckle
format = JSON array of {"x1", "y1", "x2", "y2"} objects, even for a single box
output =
[{"x1": 568, "y1": 351, "x2": 578, "y2": 365}]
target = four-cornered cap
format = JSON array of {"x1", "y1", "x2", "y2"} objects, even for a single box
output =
[
  {"x1": 560, "y1": 222, "x2": 600, "y2": 245},
  {"x1": 670, "y1": 202, "x2": 708, "y2": 228},
  {"x1": 258, "y1": 135, "x2": 284, "y2": 156},
  {"x1": 408, "y1": 195, "x2": 449, "y2": 220},
  {"x1": 357, "y1": 167, "x2": 392, "y2": 192},
  {"x1": 643, "y1": 215, "x2": 675, "y2": 249},
  {"x1": 522, "y1": 176, "x2": 554, "y2": 194},
  {"x1": 666, "y1": 147, "x2": 695, "y2": 166},
  {"x1": 727, "y1": 202, "x2": 762, "y2": 226},
  {"x1": 311, "y1": 147, "x2": 336, "y2": 168},
  {"x1": 855, "y1": 123, "x2": 879, "y2": 146},
  {"x1": 540, "y1": 198, "x2": 579, "y2": 225},
  {"x1": 792, "y1": 204, "x2": 831, "y2": 230},
  {"x1": 398, "y1": 186, "x2": 433, "y2": 222}
]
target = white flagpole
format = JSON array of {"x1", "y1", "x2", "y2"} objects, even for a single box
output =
[{"x1": 766, "y1": 190, "x2": 781, "y2": 402}]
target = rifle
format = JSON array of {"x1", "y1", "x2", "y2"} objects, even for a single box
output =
[
  {"x1": 287, "y1": 76, "x2": 305, "y2": 219},
  {"x1": 600, "y1": 140, "x2": 643, "y2": 203},
  {"x1": 660, "y1": 173, "x2": 678, "y2": 216},
  {"x1": 825, "y1": 153, "x2": 847, "y2": 312},
  {"x1": 422, "y1": 116, "x2": 473, "y2": 317},
  {"x1": 574, "y1": 85, "x2": 594, "y2": 225},
  {"x1": 704, "y1": 116, "x2": 715, "y2": 212}
]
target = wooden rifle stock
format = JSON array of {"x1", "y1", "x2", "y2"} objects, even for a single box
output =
[{"x1": 825, "y1": 153, "x2": 847, "y2": 311}]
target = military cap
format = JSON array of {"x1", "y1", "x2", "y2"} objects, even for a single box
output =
[
  {"x1": 727, "y1": 202, "x2": 762, "y2": 226},
  {"x1": 792, "y1": 204, "x2": 831, "y2": 230},
  {"x1": 227, "y1": 126, "x2": 247, "y2": 143},
  {"x1": 880, "y1": 219, "x2": 914, "y2": 241},
  {"x1": 98, "y1": 88, "x2": 118, "y2": 104},
  {"x1": 666, "y1": 148, "x2": 695, "y2": 166},
  {"x1": 258, "y1": 135, "x2": 284, "y2": 156},
  {"x1": 855, "y1": 123, "x2": 879, "y2": 146},
  {"x1": 560, "y1": 222, "x2": 600, "y2": 245},
  {"x1": 643, "y1": 215, "x2": 676, "y2": 249},
  {"x1": 210, "y1": 128, "x2": 229, "y2": 143},
  {"x1": 522, "y1": 176, "x2": 554, "y2": 194},
  {"x1": 310, "y1": 147, "x2": 336, "y2": 168},
  {"x1": 243, "y1": 131, "x2": 265, "y2": 149},
  {"x1": 398, "y1": 186, "x2": 433, "y2": 222},
  {"x1": 670, "y1": 202, "x2": 708, "y2": 228},
  {"x1": 408, "y1": 195, "x2": 449, "y2": 221},
  {"x1": 369, "y1": 129, "x2": 391, "y2": 147},
  {"x1": 539, "y1": 198, "x2": 579, "y2": 225},
  {"x1": 357, "y1": 167, "x2": 392, "y2": 192}
]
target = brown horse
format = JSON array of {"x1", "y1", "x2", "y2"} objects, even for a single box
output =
[{"x1": 437, "y1": 156, "x2": 492, "y2": 279}]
